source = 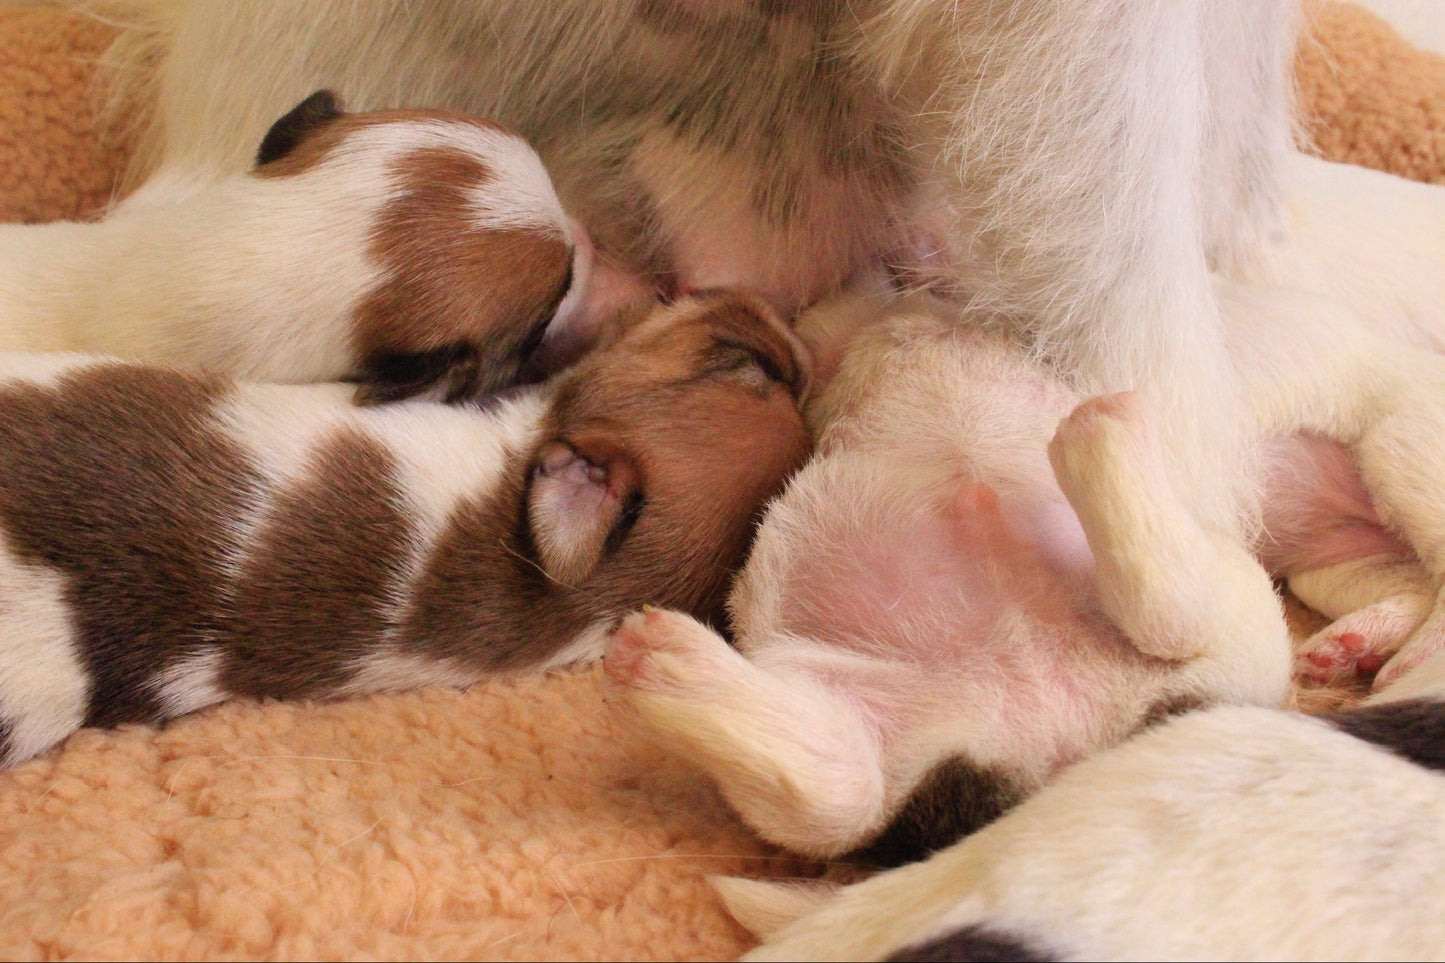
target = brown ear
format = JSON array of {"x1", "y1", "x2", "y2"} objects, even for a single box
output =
[
  {"x1": 255, "y1": 89, "x2": 345, "y2": 167},
  {"x1": 526, "y1": 440, "x2": 641, "y2": 586}
]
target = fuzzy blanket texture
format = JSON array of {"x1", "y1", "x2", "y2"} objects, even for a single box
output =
[{"x1": 0, "y1": 2, "x2": 1442, "y2": 959}]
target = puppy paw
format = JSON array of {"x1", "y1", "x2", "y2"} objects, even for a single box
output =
[
  {"x1": 604, "y1": 607, "x2": 735, "y2": 697},
  {"x1": 1295, "y1": 604, "x2": 1414, "y2": 684},
  {"x1": 1048, "y1": 391, "x2": 1157, "y2": 507}
]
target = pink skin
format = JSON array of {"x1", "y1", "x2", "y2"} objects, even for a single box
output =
[{"x1": 538, "y1": 218, "x2": 660, "y2": 373}]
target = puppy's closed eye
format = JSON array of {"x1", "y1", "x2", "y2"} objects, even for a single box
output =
[
  {"x1": 703, "y1": 339, "x2": 791, "y2": 395},
  {"x1": 352, "y1": 343, "x2": 483, "y2": 405},
  {"x1": 527, "y1": 440, "x2": 642, "y2": 586}
]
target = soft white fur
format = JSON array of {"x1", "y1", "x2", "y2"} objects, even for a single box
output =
[
  {"x1": 54, "y1": 0, "x2": 1443, "y2": 621},
  {"x1": 733, "y1": 654, "x2": 1445, "y2": 962},
  {"x1": 0, "y1": 115, "x2": 570, "y2": 382}
]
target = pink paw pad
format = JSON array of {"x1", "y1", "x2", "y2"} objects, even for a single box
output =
[
  {"x1": 603, "y1": 608, "x2": 671, "y2": 687},
  {"x1": 1295, "y1": 614, "x2": 1408, "y2": 685}
]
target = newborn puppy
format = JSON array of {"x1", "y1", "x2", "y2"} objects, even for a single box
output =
[
  {"x1": 0, "y1": 90, "x2": 611, "y2": 403},
  {"x1": 733, "y1": 653, "x2": 1445, "y2": 962},
  {"x1": 606, "y1": 281, "x2": 1445, "y2": 863},
  {"x1": 607, "y1": 288, "x2": 1290, "y2": 863},
  {"x1": 0, "y1": 291, "x2": 811, "y2": 769}
]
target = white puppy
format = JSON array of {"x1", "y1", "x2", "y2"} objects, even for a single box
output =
[
  {"x1": 732, "y1": 653, "x2": 1445, "y2": 961},
  {"x1": 0, "y1": 292, "x2": 811, "y2": 768},
  {"x1": 0, "y1": 89, "x2": 616, "y2": 402},
  {"x1": 605, "y1": 277, "x2": 1445, "y2": 862}
]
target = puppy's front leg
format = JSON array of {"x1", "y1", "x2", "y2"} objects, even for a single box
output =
[
  {"x1": 1048, "y1": 392, "x2": 1291, "y2": 706},
  {"x1": 605, "y1": 608, "x2": 887, "y2": 859}
]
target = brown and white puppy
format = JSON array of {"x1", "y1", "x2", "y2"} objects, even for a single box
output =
[
  {"x1": 604, "y1": 280, "x2": 1445, "y2": 864},
  {"x1": 0, "y1": 90, "x2": 620, "y2": 403},
  {"x1": 0, "y1": 291, "x2": 812, "y2": 769}
]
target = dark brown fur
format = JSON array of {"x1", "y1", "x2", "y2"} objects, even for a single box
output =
[
  {"x1": 0, "y1": 365, "x2": 252, "y2": 727},
  {"x1": 852, "y1": 758, "x2": 1023, "y2": 869},
  {"x1": 354, "y1": 144, "x2": 571, "y2": 398},
  {"x1": 221, "y1": 428, "x2": 415, "y2": 699}
]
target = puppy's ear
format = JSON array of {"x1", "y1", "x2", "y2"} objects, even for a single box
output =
[
  {"x1": 352, "y1": 343, "x2": 484, "y2": 405},
  {"x1": 256, "y1": 89, "x2": 345, "y2": 166},
  {"x1": 527, "y1": 441, "x2": 642, "y2": 586}
]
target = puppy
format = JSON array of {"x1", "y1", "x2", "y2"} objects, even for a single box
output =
[
  {"x1": 605, "y1": 279, "x2": 1445, "y2": 863},
  {"x1": 0, "y1": 90, "x2": 623, "y2": 402},
  {"x1": 0, "y1": 291, "x2": 812, "y2": 769},
  {"x1": 732, "y1": 652, "x2": 1445, "y2": 962}
]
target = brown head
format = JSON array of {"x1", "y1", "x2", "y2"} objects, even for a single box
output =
[
  {"x1": 399, "y1": 291, "x2": 814, "y2": 669},
  {"x1": 253, "y1": 90, "x2": 581, "y2": 404}
]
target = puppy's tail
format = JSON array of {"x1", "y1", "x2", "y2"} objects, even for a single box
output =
[{"x1": 709, "y1": 876, "x2": 842, "y2": 939}]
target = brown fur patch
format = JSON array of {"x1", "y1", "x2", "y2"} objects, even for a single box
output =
[
  {"x1": 354, "y1": 144, "x2": 571, "y2": 398},
  {"x1": 221, "y1": 428, "x2": 415, "y2": 700},
  {"x1": 255, "y1": 107, "x2": 572, "y2": 400},
  {"x1": 0, "y1": 364, "x2": 252, "y2": 727},
  {"x1": 399, "y1": 293, "x2": 812, "y2": 668},
  {"x1": 852, "y1": 758, "x2": 1023, "y2": 869}
]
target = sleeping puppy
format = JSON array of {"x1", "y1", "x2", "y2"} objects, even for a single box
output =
[
  {"x1": 731, "y1": 652, "x2": 1445, "y2": 962},
  {"x1": 0, "y1": 90, "x2": 625, "y2": 403},
  {"x1": 605, "y1": 279, "x2": 1445, "y2": 864},
  {"x1": 0, "y1": 290, "x2": 812, "y2": 769}
]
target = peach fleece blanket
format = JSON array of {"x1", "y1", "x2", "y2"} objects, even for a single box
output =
[{"x1": 0, "y1": 3, "x2": 1441, "y2": 959}]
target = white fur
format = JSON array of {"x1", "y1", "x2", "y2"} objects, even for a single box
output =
[
  {"x1": 0, "y1": 112, "x2": 572, "y2": 385},
  {"x1": 0, "y1": 534, "x2": 90, "y2": 767},
  {"x1": 150, "y1": 649, "x2": 226, "y2": 718},
  {"x1": 607, "y1": 269, "x2": 1445, "y2": 859},
  {"x1": 41, "y1": 0, "x2": 1314, "y2": 543},
  {"x1": 740, "y1": 657, "x2": 1445, "y2": 961},
  {"x1": 605, "y1": 290, "x2": 1296, "y2": 859}
]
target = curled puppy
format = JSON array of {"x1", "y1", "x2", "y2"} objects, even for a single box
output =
[
  {"x1": 0, "y1": 291, "x2": 812, "y2": 769},
  {"x1": 732, "y1": 654, "x2": 1445, "y2": 962},
  {"x1": 606, "y1": 289, "x2": 1291, "y2": 863},
  {"x1": 605, "y1": 281, "x2": 1445, "y2": 864},
  {"x1": 0, "y1": 90, "x2": 617, "y2": 403}
]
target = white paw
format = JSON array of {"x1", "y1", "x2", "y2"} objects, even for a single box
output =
[
  {"x1": 1295, "y1": 601, "x2": 1421, "y2": 685},
  {"x1": 603, "y1": 606, "x2": 733, "y2": 697},
  {"x1": 1048, "y1": 391, "x2": 1150, "y2": 490}
]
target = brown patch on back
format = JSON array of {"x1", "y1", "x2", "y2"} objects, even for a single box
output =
[
  {"x1": 0, "y1": 365, "x2": 253, "y2": 727},
  {"x1": 354, "y1": 144, "x2": 572, "y2": 398},
  {"x1": 398, "y1": 292, "x2": 813, "y2": 669},
  {"x1": 221, "y1": 428, "x2": 415, "y2": 700}
]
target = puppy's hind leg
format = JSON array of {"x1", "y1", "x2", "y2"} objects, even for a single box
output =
[
  {"x1": 1289, "y1": 558, "x2": 1432, "y2": 685},
  {"x1": 1049, "y1": 392, "x2": 1291, "y2": 706},
  {"x1": 604, "y1": 608, "x2": 887, "y2": 859}
]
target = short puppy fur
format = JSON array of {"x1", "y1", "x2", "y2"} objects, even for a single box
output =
[
  {"x1": 607, "y1": 279, "x2": 1445, "y2": 863},
  {"x1": 733, "y1": 654, "x2": 1445, "y2": 962},
  {"x1": 0, "y1": 90, "x2": 595, "y2": 404},
  {"x1": 0, "y1": 291, "x2": 812, "y2": 768}
]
